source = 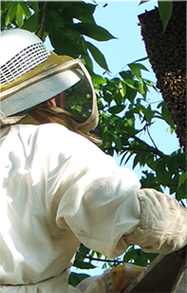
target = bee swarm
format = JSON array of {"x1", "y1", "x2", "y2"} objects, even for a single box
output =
[{"x1": 138, "y1": 2, "x2": 186, "y2": 152}]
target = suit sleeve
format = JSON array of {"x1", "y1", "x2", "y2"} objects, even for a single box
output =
[{"x1": 35, "y1": 124, "x2": 141, "y2": 258}]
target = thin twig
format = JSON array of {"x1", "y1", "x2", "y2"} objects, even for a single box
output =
[
  {"x1": 104, "y1": 142, "x2": 167, "y2": 159},
  {"x1": 133, "y1": 136, "x2": 167, "y2": 158},
  {"x1": 35, "y1": 2, "x2": 48, "y2": 39},
  {"x1": 146, "y1": 125, "x2": 158, "y2": 149},
  {"x1": 84, "y1": 255, "x2": 124, "y2": 264}
]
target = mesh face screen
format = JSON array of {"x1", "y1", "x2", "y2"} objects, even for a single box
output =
[
  {"x1": 0, "y1": 43, "x2": 50, "y2": 85},
  {"x1": 63, "y1": 75, "x2": 93, "y2": 123}
]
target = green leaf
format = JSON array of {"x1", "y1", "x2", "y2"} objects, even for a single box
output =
[
  {"x1": 119, "y1": 71, "x2": 137, "y2": 90},
  {"x1": 140, "y1": 171, "x2": 160, "y2": 189},
  {"x1": 92, "y1": 74, "x2": 107, "y2": 87},
  {"x1": 69, "y1": 272, "x2": 90, "y2": 287},
  {"x1": 81, "y1": 53, "x2": 94, "y2": 73},
  {"x1": 128, "y1": 62, "x2": 149, "y2": 79},
  {"x1": 176, "y1": 180, "x2": 186, "y2": 201},
  {"x1": 158, "y1": 1, "x2": 173, "y2": 32},
  {"x1": 5, "y1": 2, "x2": 17, "y2": 26},
  {"x1": 22, "y1": 13, "x2": 39, "y2": 32},
  {"x1": 28, "y1": 1, "x2": 39, "y2": 16},
  {"x1": 119, "y1": 81, "x2": 126, "y2": 97},
  {"x1": 144, "y1": 104, "x2": 156, "y2": 125},
  {"x1": 65, "y1": 2, "x2": 96, "y2": 24},
  {"x1": 159, "y1": 102, "x2": 175, "y2": 128},
  {"x1": 75, "y1": 23, "x2": 116, "y2": 41},
  {"x1": 133, "y1": 154, "x2": 139, "y2": 169},
  {"x1": 178, "y1": 171, "x2": 187, "y2": 187},
  {"x1": 139, "y1": 0, "x2": 151, "y2": 5},
  {"x1": 119, "y1": 70, "x2": 133, "y2": 80},
  {"x1": 143, "y1": 78, "x2": 158, "y2": 92},
  {"x1": 108, "y1": 105, "x2": 125, "y2": 115},
  {"x1": 73, "y1": 260, "x2": 96, "y2": 270},
  {"x1": 134, "y1": 78, "x2": 146, "y2": 98},
  {"x1": 16, "y1": 3, "x2": 24, "y2": 28},
  {"x1": 124, "y1": 86, "x2": 137, "y2": 103},
  {"x1": 19, "y1": 2, "x2": 31, "y2": 19},
  {"x1": 5, "y1": 1, "x2": 32, "y2": 28},
  {"x1": 133, "y1": 56, "x2": 148, "y2": 63},
  {"x1": 123, "y1": 246, "x2": 138, "y2": 262},
  {"x1": 86, "y1": 41, "x2": 110, "y2": 71},
  {"x1": 114, "y1": 135, "x2": 122, "y2": 151}
]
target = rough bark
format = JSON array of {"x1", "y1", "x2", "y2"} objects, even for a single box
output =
[{"x1": 138, "y1": 2, "x2": 186, "y2": 153}]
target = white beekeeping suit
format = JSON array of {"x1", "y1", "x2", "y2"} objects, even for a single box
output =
[{"x1": 0, "y1": 29, "x2": 186, "y2": 293}]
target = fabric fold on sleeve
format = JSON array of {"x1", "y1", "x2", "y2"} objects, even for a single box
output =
[{"x1": 52, "y1": 127, "x2": 141, "y2": 257}]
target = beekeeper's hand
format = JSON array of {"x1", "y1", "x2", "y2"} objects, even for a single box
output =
[{"x1": 123, "y1": 189, "x2": 187, "y2": 254}]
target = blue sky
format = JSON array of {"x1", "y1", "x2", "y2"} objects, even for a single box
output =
[{"x1": 89, "y1": 0, "x2": 158, "y2": 75}]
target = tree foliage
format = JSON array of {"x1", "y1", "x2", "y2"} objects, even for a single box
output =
[
  {"x1": 1, "y1": 0, "x2": 186, "y2": 287},
  {"x1": 1, "y1": 1, "x2": 114, "y2": 73}
]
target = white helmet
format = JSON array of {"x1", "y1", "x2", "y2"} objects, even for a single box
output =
[
  {"x1": 0, "y1": 29, "x2": 50, "y2": 85},
  {"x1": 0, "y1": 29, "x2": 98, "y2": 131}
]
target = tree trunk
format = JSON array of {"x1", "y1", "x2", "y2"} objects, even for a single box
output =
[{"x1": 138, "y1": 2, "x2": 186, "y2": 153}]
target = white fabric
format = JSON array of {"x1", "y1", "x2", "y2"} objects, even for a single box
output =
[{"x1": 0, "y1": 123, "x2": 141, "y2": 292}]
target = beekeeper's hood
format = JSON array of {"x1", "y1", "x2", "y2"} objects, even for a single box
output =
[{"x1": 0, "y1": 29, "x2": 98, "y2": 132}]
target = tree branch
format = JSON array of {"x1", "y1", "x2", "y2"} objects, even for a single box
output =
[
  {"x1": 133, "y1": 136, "x2": 167, "y2": 158},
  {"x1": 146, "y1": 125, "x2": 158, "y2": 149},
  {"x1": 84, "y1": 255, "x2": 124, "y2": 264},
  {"x1": 35, "y1": 2, "x2": 48, "y2": 39},
  {"x1": 104, "y1": 141, "x2": 167, "y2": 159}
]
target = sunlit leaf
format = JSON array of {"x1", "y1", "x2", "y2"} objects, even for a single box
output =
[
  {"x1": 92, "y1": 74, "x2": 107, "y2": 88},
  {"x1": 16, "y1": 4, "x2": 24, "y2": 27},
  {"x1": 5, "y1": 2, "x2": 17, "y2": 26},
  {"x1": 128, "y1": 62, "x2": 149, "y2": 78},
  {"x1": 19, "y1": 2, "x2": 31, "y2": 19},
  {"x1": 119, "y1": 81, "x2": 126, "y2": 97},
  {"x1": 134, "y1": 78, "x2": 146, "y2": 98}
]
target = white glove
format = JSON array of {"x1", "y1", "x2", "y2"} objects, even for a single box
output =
[{"x1": 123, "y1": 189, "x2": 187, "y2": 254}]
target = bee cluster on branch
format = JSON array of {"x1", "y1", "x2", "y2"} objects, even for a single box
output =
[{"x1": 138, "y1": 2, "x2": 186, "y2": 153}]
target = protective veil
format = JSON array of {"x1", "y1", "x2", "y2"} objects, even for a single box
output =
[{"x1": 0, "y1": 29, "x2": 98, "y2": 135}]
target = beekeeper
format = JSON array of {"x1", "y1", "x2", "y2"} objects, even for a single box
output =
[{"x1": 0, "y1": 29, "x2": 186, "y2": 293}]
